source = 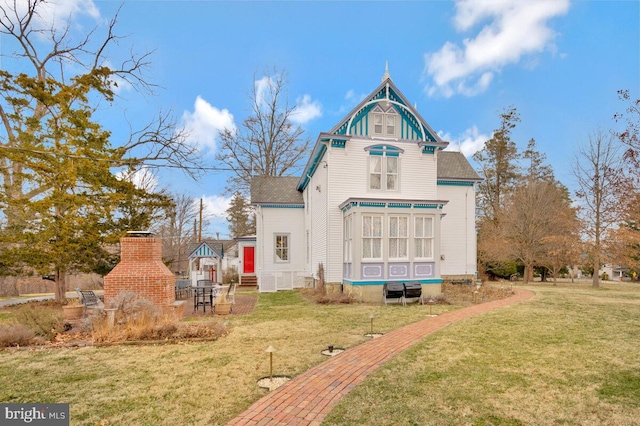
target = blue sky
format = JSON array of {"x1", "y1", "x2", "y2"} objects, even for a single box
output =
[{"x1": 4, "y1": 0, "x2": 639, "y2": 237}]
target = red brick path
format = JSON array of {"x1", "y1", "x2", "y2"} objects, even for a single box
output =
[{"x1": 226, "y1": 288, "x2": 534, "y2": 426}]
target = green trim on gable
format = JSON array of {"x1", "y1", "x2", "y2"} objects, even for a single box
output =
[
  {"x1": 297, "y1": 142, "x2": 328, "y2": 191},
  {"x1": 437, "y1": 180, "x2": 476, "y2": 187},
  {"x1": 259, "y1": 204, "x2": 304, "y2": 209}
]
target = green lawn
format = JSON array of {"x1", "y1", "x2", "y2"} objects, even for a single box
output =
[{"x1": 1, "y1": 282, "x2": 639, "y2": 425}]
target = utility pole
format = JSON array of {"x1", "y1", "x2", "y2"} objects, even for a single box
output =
[{"x1": 198, "y1": 198, "x2": 203, "y2": 242}]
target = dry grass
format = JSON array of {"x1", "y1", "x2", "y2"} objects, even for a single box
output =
[
  {"x1": 324, "y1": 280, "x2": 640, "y2": 426},
  {"x1": 0, "y1": 289, "x2": 451, "y2": 425},
  {"x1": 2, "y1": 282, "x2": 637, "y2": 425}
]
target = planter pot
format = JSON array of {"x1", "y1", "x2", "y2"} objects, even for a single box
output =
[
  {"x1": 63, "y1": 305, "x2": 84, "y2": 320},
  {"x1": 215, "y1": 303, "x2": 232, "y2": 315}
]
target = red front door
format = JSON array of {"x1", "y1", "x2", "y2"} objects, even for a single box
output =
[{"x1": 243, "y1": 246, "x2": 255, "y2": 274}]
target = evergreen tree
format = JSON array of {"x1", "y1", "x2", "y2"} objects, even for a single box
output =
[
  {"x1": 226, "y1": 192, "x2": 255, "y2": 239},
  {"x1": 473, "y1": 107, "x2": 521, "y2": 221}
]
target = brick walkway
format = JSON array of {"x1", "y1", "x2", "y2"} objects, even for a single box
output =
[{"x1": 227, "y1": 288, "x2": 534, "y2": 426}]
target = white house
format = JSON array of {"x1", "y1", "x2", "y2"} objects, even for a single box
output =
[{"x1": 250, "y1": 69, "x2": 481, "y2": 302}]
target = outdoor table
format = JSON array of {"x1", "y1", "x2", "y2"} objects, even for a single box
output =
[
  {"x1": 193, "y1": 285, "x2": 229, "y2": 312},
  {"x1": 193, "y1": 285, "x2": 215, "y2": 312}
]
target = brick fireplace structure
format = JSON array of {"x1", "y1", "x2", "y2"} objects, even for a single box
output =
[{"x1": 104, "y1": 232, "x2": 176, "y2": 311}]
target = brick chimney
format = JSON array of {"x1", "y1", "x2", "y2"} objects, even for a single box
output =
[{"x1": 103, "y1": 231, "x2": 175, "y2": 310}]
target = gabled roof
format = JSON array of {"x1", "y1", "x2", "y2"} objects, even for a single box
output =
[
  {"x1": 298, "y1": 71, "x2": 451, "y2": 192},
  {"x1": 188, "y1": 240, "x2": 224, "y2": 259},
  {"x1": 437, "y1": 151, "x2": 482, "y2": 181},
  {"x1": 251, "y1": 176, "x2": 304, "y2": 205},
  {"x1": 331, "y1": 76, "x2": 443, "y2": 144}
]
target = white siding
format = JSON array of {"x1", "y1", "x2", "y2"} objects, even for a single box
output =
[
  {"x1": 305, "y1": 158, "x2": 328, "y2": 280},
  {"x1": 438, "y1": 184, "x2": 477, "y2": 276},
  {"x1": 322, "y1": 139, "x2": 440, "y2": 283},
  {"x1": 327, "y1": 138, "x2": 438, "y2": 201},
  {"x1": 257, "y1": 206, "x2": 305, "y2": 290}
]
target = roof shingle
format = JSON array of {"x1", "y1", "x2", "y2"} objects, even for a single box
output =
[{"x1": 250, "y1": 176, "x2": 304, "y2": 205}]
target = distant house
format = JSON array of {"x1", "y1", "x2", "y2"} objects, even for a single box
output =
[
  {"x1": 250, "y1": 68, "x2": 481, "y2": 302},
  {"x1": 186, "y1": 239, "x2": 237, "y2": 285}
]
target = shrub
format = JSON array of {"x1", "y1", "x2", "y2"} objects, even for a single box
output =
[
  {"x1": 222, "y1": 266, "x2": 238, "y2": 284},
  {"x1": 14, "y1": 305, "x2": 64, "y2": 340},
  {"x1": 93, "y1": 291, "x2": 229, "y2": 343},
  {"x1": 0, "y1": 323, "x2": 35, "y2": 347},
  {"x1": 107, "y1": 291, "x2": 159, "y2": 325}
]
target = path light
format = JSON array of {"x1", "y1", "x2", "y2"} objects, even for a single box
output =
[
  {"x1": 369, "y1": 314, "x2": 375, "y2": 334},
  {"x1": 428, "y1": 297, "x2": 436, "y2": 316},
  {"x1": 265, "y1": 345, "x2": 278, "y2": 381}
]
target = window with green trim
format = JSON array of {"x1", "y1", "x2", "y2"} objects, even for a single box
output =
[{"x1": 369, "y1": 155, "x2": 398, "y2": 191}]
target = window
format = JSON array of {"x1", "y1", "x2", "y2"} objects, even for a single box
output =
[
  {"x1": 372, "y1": 110, "x2": 397, "y2": 137},
  {"x1": 374, "y1": 114, "x2": 383, "y2": 134},
  {"x1": 386, "y1": 115, "x2": 395, "y2": 135},
  {"x1": 344, "y1": 215, "x2": 353, "y2": 262},
  {"x1": 414, "y1": 216, "x2": 434, "y2": 259},
  {"x1": 389, "y1": 216, "x2": 408, "y2": 259},
  {"x1": 369, "y1": 155, "x2": 398, "y2": 191},
  {"x1": 275, "y1": 234, "x2": 289, "y2": 262},
  {"x1": 362, "y1": 215, "x2": 383, "y2": 259},
  {"x1": 370, "y1": 156, "x2": 382, "y2": 190}
]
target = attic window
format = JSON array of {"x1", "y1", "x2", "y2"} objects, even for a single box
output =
[{"x1": 372, "y1": 107, "x2": 398, "y2": 137}]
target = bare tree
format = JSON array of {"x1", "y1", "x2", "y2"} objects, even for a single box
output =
[
  {"x1": 153, "y1": 193, "x2": 199, "y2": 274},
  {"x1": 216, "y1": 70, "x2": 311, "y2": 196},
  {"x1": 573, "y1": 130, "x2": 624, "y2": 288},
  {"x1": 613, "y1": 90, "x2": 640, "y2": 275},
  {"x1": 0, "y1": 0, "x2": 205, "y2": 226}
]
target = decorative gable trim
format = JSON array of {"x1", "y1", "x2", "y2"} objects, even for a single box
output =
[
  {"x1": 339, "y1": 198, "x2": 448, "y2": 212},
  {"x1": 418, "y1": 140, "x2": 449, "y2": 155},
  {"x1": 364, "y1": 144, "x2": 404, "y2": 157},
  {"x1": 189, "y1": 242, "x2": 222, "y2": 259}
]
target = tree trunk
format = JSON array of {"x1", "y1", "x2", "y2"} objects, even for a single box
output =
[
  {"x1": 55, "y1": 268, "x2": 67, "y2": 302},
  {"x1": 592, "y1": 254, "x2": 600, "y2": 288},
  {"x1": 523, "y1": 264, "x2": 531, "y2": 284}
]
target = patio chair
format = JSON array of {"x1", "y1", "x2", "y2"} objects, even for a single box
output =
[
  {"x1": 175, "y1": 280, "x2": 191, "y2": 300},
  {"x1": 75, "y1": 288, "x2": 104, "y2": 318},
  {"x1": 194, "y1": 282, "x2": 214, "y2": 313}
]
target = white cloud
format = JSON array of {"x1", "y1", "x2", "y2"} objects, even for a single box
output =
[
  {"x1": 337, "y1": 89, "x2": 368, "y2": 114},
  {"x1": 180, "y1": 96, "x2": 235, "y2": 153},
  {"x1": 1, "y1": 0, "x2": 102, "y2": 34},
  {"x1": 116, "y1": 166, "x2": 159, "y2": 191},
  {"x1": 441, "y1": 125, "x2": 489, "y2": 157},
  {"x1": 200, "y1": 194, "x2": 232, "y2": 238},
  {"x1": 425, "y1": 0, "x2": 570, "y2": 97},
  {"x1": 254, "y1": 76, "x2": 272, "y2": 108},
  {"x1": 291, "y1": 94, "x2": 322, "y2": 125},
  {"x1": 254, "y1": 76, "x2": 321, "y2": 125}
]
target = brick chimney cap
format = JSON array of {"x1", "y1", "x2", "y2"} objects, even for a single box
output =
[{"x1": 126, "y1": 230, "x2": 155, "y2": 238}]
